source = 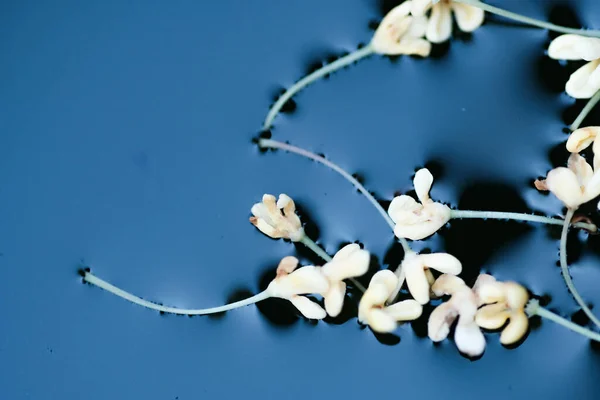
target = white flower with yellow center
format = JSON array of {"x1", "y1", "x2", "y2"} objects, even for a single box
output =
[
  {"x1": 428, "y1": 274, "x2": 486, "y2": 357},
  {"x1": 474, "y1": 274, "x2": 529, "y2": 345},
  {"x1": 358, "y1": 270, "x2": 423, "y2": 333},
  {"x1": 371, "y1": 1, "x2": 432, "y2": 57},
  {"x1": 388, "y1": 168, "x2": 451, "y2": 240},
  {"x1": 411, "y1": 0, "x2": 485, "y2": 43},
  {"x1": 250, "y1": 193, "x2": 305, "y2": 242},
  {"x1": 548, "y1": 34, "x2": 600, "y2": 99}
]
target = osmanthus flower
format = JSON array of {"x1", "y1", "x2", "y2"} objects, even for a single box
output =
[
  {"x1": 388, "y1": 168, "x2": 451, "y2": 240},
  {"x1": 267, "y1": 245, "x2": 371, "y2": 319},
  {"x1": 401, "y1": 251, "x2": 462, "y2": 304},
  {"x1": 371, "y1": 1, "x2": 432, "y2": 57},
  {"x1": 473, "y1": 274, "x2": 529, "y2": 345},
  {"x1": 535, "y1": 153, "x2": 600, "y2": 209},
  {"x1": 411, "y1": 0, "x2": 485, "y2": 43},
  {"x1": 428, "y1": 274, "x2": 486, "y2": 357},
  {"x1": 319, "y1": 244, "x2": 370, "y2": 317},
  {"x1": 567, "y1": 126, "x2": 600, "y2": 155},
  {"x1": 358, "y1": 270, "x2": 423, "y2": 333},
  {"x1": 250, "y1": 193, "x2": 305, "y2": 242},
  {"x1": 548, "y1": 34, "x2": 600, "y2": 99}
]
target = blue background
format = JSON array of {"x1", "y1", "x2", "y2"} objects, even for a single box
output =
[{"x1": 1, "y1": 1, "x2": 600, "y2": 399}]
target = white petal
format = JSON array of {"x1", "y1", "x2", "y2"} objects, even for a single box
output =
[
  {"x1": 568, "y1": 127, "x2": 599, "y2": 153},
  {"x1": 276, "y1": 193, "x2": 293, "y2": 209},
  {"x1": 451, "y1": 3, "x2": 485, "y2": 33},
  {"x1": 584, "y1": 172, "x2": 600, "y2": 202},
  {"x1": 545, "y1": 167, "x2": 585, "y2": 208},
  {"x1": 269, "y1": 266, "x2": 329, "y2": 298},
  {"x1": 500, "y1": 311, "x2": 529, "y2": 345},
  {"x1": 566, "y1": 60, "x2": 600, "y2": 99},
  {"x1": 388, "y1": 195, "x2": 421, "y2": 223},
  {"x1": 385, "y1": 299, "x2": 423, "y2": 321},
  {"x1": 369, "y1": 269, "x2": 399, "y2": 295},
  {"x1": 431, "y1": 274, "x2": 466, "y2": 297},
  {"x1": 418, "y1": 253, "x2": 462, "y2": 275},
  {"x1": 405, "y1": 263, "x2": 431, "y2": 304},
  {"x1": 454, "y1": 322, "x2": 486, "y2": 357},
  {"x1": 548, "y1": 34, "x2": 600, "y2": 61},
  {"x1": 276, "y1": 256, "x2": 299, "y2": 275},
  {"x1": 393, "y1": 221, "x2": 441, "y2": 240},
  {"x1": 367, "y1": 308, "x2": 398, "y2": 333},
  {"x1": 359, "y1": 270, "x2": 399, "y2": 322},
  {"x1": 289, "y1": 296, "x2": 327, "y2": 319},
  {"x1": 411, "y1": 0, "x2": 433, "y2": 17},
  {"x1": 324, "y1": 281, "x2": 346, "y2": 317},
  {"x1": 472, "y1": 273, "x2": 497, "y2": 293},
  {"x1": 426, "y1": 2, "x2": 452, "y2": 43},
  {"x1": 396, "y1": 36, "x2": 432, "y2": 57},
  {"x1": 568, "y1": 153, "x2": 594, "y2": 188},
  {"x1": 428, "y1": 302, "x2": 457, "y2": 342},
  {"x1": 475, "y1": 303, "x2": 510, "y2": 329},
  {"x1": 322, "y1": 244, "x2": 370, "y2": 281},
  {"x1": 504, "y1": 282, "x2": 528, "y2": 310},
  {"x1": 414, "y1": 168, "x2": 434, "y2": 204},
  {"x1": 371, "y1": 2, "x2": 413, "y2": 55},
  {"x1": 408, "y1": 15, "x2": 429, "y2": 38}
]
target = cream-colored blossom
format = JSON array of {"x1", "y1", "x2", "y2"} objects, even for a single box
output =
[
  {"x1": 567, "y1": 126, "x2": 600, "y2": 155},
  {"x1": 371, "y1": 1, "x2": 432, "y2": 56},
  {"x1": 411, "y1": 0, "x2": 485, "y2": 43},
  {"x1": 474, "y1": 275, "x2": 529, "y2": 345},
  {"x1": 267, "y1": 256, "x2": 329, "y2": 319},
  {"x1": 428, "y1": 274, "x2": 485, "y2": 357},
  {"x1": 320, "y1": 244, "x2": 370, "y2": 317},
  {"x1": 535, "y1": 153, "x2": 600, "y2": 209},
  {"x1": 548, "y1": 34, "x2": 600, "y2": 99},
  {"x1": 388, "y1": 168, "x2": 451, "y2": 240},
  {"x1": 401, "y1": 251, "x2": 462, "y2": 304},
  {"x1": 250, "y1": 193, "x2": 304, "y2": 241},
  {"x1": 358, "y1": 270, "x2": 423, "y2": 333}
]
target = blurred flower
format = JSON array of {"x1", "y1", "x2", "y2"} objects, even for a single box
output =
[
  {"x1": 548, "y1": 34, "x2": 600, "y2": 98},
  {"x1": 320, "y1": 244, "x2": 370, "y2": 317},
  {"x1": 535, "y1": 153, "x2": 600, "y2": 209},
  {"x1": 371, "y1": 1, "x2": 432, "y2": 56},
  {"x1": 388, "y1": 168, "x2": 451, "y2": 240},
  {"x1": 402, "y1": 251, "x2": 462, "y2": 304},
  {"x1": 411, "y1": 0, "x2": 485, "y2": 43},
  {"x1": 267, "y1": 256, "x2": 329, "y2": 319},
  {"x1": 250, "y1": 193, "x2": 305, "y2": 242},
  {"x1": 474, "y1": 275, "x2": 529, "y2": 345},
  {"x1": 428, "y1": 274, "x2": 486, "y2": 357},
  {"x1": 358, "y1": 270, "x2": 423, "y2": 333},
  {"x1": 567, "y1": 126, "x2": 600, "y2": 154}
]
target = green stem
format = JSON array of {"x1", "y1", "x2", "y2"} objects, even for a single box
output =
[
  {"x1": 300, "y1": 235, "x2": 367, "y2": 292},
  {"x1": 263, "y1": 45, "x2": 375, "y2": 130},
  {"x1": 526, "y1": 299, "x2": 600, "y2": 341},
  {"x1": 559, "y1": 209, "x2": 600, "y2": 327},
  {"x1": 259, "y1": 138, "x2": 412, "y2": 253},
  {"x1": 83, "y1": 271, "x2": 271, "y2": 315},
  {"x1": 454, "y1": 0, "x2": 600, "y2": 38},
  {"x1": 450, "y1": 209, "x2": 597, "y2": 232},
  {"x1": 570, "y1": 90, "x2": 600, "y2": 131}
]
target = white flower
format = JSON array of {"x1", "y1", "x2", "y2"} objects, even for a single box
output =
[
  {"x1": 411, "y1": 0, "x2": 485, "y2": 43},
  {"x1": 371, "y1": 1, "x2": 432, "y2": 57},
  {"x1": 320, "y1": 244, "x2": 370, "y2": 317},
  {"x1": 402, "y1": 251, "x2": 462, "y2": 304},
  {"x1": 535, "y1": 153, "x2": 600, "y2": 209},
  {"x1": 358, "y1": 270, "x2": 423, "y2": 333},
  {"x1": 473, "y1": 275, "x2": 529, "y2": 345},
  {"x1": 267, "y1": 256, "x2": 329, "y2": 319},
  {"x1": 428, "y1": 274, "x2": 486, "y2": 357},
  {"x1": 388, "y1": 168, "x2": 451, "y2": 240},
  {"x1": 548, "y1": 34, "x2": 600, "y2": 99},
  {"x1": 250, "y1": 194, "x2": 305, "y2": 242}
]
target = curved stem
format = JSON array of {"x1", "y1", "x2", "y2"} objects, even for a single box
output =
[
  {"x1": 526, "y1": 299, "x2": 600, "y2": 341},
  {"x1": 259, "y1": 138, "x2": 411, "y2": 253},
  {"x1": 263, "y1": 45, "x2": 375, "y2": 130},
  {"x1": 300, "y1": 235, "x2": 366, "y2": 292},
  {"x1": 450, "y1": 209, "x2": 597, "y2": 232},
  {"x1": 570, "y1": 90, "x2": 600, "y2": 131},
  {"x1": 83, "y1": 271, "x2": 270, "y2": 315},
  {"x1": 454, "y1": 0, "x2": 600, "y2": 38},
  {"x1": 559, "y1": 209, "x2": 600, "y2": 327}
]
